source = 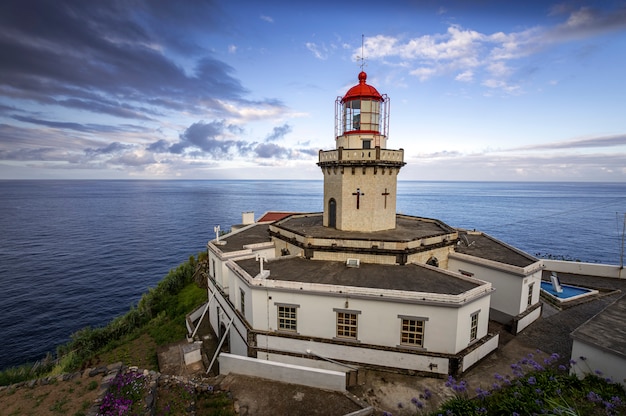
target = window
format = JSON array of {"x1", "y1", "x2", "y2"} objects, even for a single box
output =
[
  {"x1": 527, "y1": 283, "x2": 534, "y2": 307},
  {"x1": 277, "y1": 305, "x2": 297, "y2": 332},
  {"x1": 212, "y1": 259, "x2": 216, "y2": 278},
  {"x1": 400, "y1": 318, "x2": 425, "y2": 347},
  {"x1": 470, "y1": 311, "x2": 479, "y2": 342},
  {"x1": 337, "y1": 312, "x2": 358, "y2": 339},
  {"x1": 239, "y1": 288, "x2": 245, "y2": 316},
  {"x1": 362, "y1": 140, "x2": 371, "y2": 149}
]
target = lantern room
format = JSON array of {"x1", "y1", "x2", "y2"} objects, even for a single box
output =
[{"x1": 335, "y1": 71, "x2": 389, "y2": 149}]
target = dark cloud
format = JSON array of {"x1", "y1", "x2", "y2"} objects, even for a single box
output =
[
  {"x1": 254, "y1": 142, "x2": 291, "y2": 158},
  {"x1": 265, "y1": 124, "x2": 292, "y2": 142},
  {"x1": 108, "y1": 152, "x2": 156, "y2": 167},
  {"x1": 85, "y1": 142, "x2": 133, "y2": 156},
  {"x1": 147, "y1": 139, "x2": 171, "y2": 153},
  {"x1": 0, "y1": 147, "x2": 59, "y2": 161},
  {"x1": 167, "y1": 120, "x2": 252, "y2": 156},
  {"x1": 11, "y1": 115, "x2": 145, "y2": 134},
  {"x1": 0, "y1": 0, "x2": 247, "y2": 119},
  {"x1": 297, "y1": 147, "x2": 319, "y2": 157},
  {"x1": 513, "y1": 134, "x2": 626, "y2": 151}
]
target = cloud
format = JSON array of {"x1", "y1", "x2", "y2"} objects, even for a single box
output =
[
  {"x1": 512, "y1": 134, "x2": 626, "y2": 151},
  {"x1": 11, "y1": 115, "x2": 146, "y2": 134},
  {"x1": 306, "y1": 42, "x2": 329, "y2": 60},
  {"x1": 360, "y1": 5, "x2": 626, "y2": 93},
  {"x1": 406, "y1": 150, "x2": 626, "y2": 181},
  {"x1": 254, "y1": 142, "x2": 290, "y2": 158},
  {"x1": 260, "y1": 15, "x2": 274, "y2": 23},
  {"x1": 85, "y1": 142, "x2": 133, "y2": 156},
  {"x1": 547, "y1": 6, "x2": 626, "y2": 42},
  {"x1": 0, "y1": 0, "x2": 248, "y2": 121},
  {"x1": 165, "y1": 120, "x2": 252, "y2": 156},
  {"x1": 264, "y1": 124, "x2": 292, "y2": 142}
]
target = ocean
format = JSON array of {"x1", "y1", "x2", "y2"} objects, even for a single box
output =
[{"x1": 0, "y1": 180, "x2": 625, "y2": 371}]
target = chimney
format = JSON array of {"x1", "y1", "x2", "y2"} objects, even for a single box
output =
[{"x1": 242, "y1": 211, "x2": 255, "y2": 225}]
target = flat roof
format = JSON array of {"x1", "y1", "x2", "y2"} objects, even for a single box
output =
[
  {"x1": 274, "y1": 213, "x2": 454, "y2": 241},
  {"x1": 235, "y1": 256, "x2": 481, "y2": 295},
  {"x1": 214, "y1": 223, "x2": 271, "y2": 253},
  {"x1": 570, "y1": 294, "x2": 626, "y2": 359},
  {"x1": 454, "y1": 233, "x2": 537, "y2": 268}
]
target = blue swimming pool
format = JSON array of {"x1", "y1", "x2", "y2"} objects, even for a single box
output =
[{"x1": 540, "y1": 281, "x2": 593, "y2": 299}]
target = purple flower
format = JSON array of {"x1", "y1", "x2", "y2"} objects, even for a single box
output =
[
  {"x1": 528, "y1": 376, "x2": 537, "y2": 385},
  {"x1": 476, "y1": 387, "x2": 490, "y2": 400},
  {"x1": 423, "y1": 388, "x2": 432, "y2": 399},
  {"x1": 587, "y1": 391, "x2": 602, "y2": 402},
  {"x1": 558, "y1": 364, "x2": 567, "y2": 371}
]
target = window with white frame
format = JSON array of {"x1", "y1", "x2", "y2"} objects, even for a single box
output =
[
  {"x1": 212, "y1": 259, "x2": 216, "y2": 278},
  {"x1": 400, "y1": 317, "x2": 425, "y2": 347},
  {"x1": 470, "y1": 311, "x2": 480, "y2": 342},
  {"x1": 277, "y1": 305, "x2": 298, "y2": 332},
  {"x1": 239, "y1": 288, "x2": 245, "y2": 316},
  {"x1": 527, "y1": 283, "x2": 534, "y2": 307},
  {"x1": 336, "y1": 311, "x2": 358, "y2": 339}
]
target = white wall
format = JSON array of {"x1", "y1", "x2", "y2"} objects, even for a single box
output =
[
  {"x1": 207, "y1": 279, "x2": 249, "y2": 356},
  {"x1": 516, "y1": 305, "x2": 542, "y2": 333},
  {"x1": 256, "y1": 335, "x2": 450, "y2": 375},
  {"x1": 219, "y1": 353, "x2": 347, "y2": 392},
  {"x1": 455, "y1": 298, "x2": 492, "y2": 352},
  {"x1": 248, "y1": 284, "x2": 488, "y2": 355},
  {"x1": 543, "y1": 260, "x2": 624, "y2": 279},
  {"x1": 461, "y1": 334, "x2": 499, "y2": 372},
  {"x1": 448, "y1": 257, "x2": 542, "y2": 319},
  {"x1": 571, "y1": 340, "x2": 626, "y2": 386}
]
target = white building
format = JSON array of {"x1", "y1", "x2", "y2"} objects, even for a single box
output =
[
  {"x1": 570, "y1": 294, "x2": 626, "y2": 386},
  {"x1": 202, "y1": 71, "x2": 543, "y2": 385}
]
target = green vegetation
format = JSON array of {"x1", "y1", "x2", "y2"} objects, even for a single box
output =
[
  {"x1": 391, "y1": 352, "x2": 626, "y2": 416},
  {"x1": 0, "y1": 253, "x2": 207, "y2": 386}
]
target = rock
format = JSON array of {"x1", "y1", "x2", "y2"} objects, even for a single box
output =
[{"x1": 107, "y1": 362, "x2": 123, "y2": 372}]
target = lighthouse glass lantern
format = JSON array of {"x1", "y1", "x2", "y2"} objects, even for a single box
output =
[{"x1": 335, "y1": 71, "x2": 389, "y2": 149}]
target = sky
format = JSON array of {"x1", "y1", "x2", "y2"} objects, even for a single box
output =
[{"x1": 1, "y1": 0, "x2": 626, "y2": 181}]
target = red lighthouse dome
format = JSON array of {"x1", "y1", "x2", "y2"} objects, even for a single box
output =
[
  {"x1": 342, "y1": 71, "x2": 382, "y2": 103},
  {"x1": 335, "y1": 71, "x2": 388, "y2": 139}
]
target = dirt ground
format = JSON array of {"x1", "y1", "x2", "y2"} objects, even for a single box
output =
[{"x1": 0, "y1": 372, "x2": 104, "y2": 416}]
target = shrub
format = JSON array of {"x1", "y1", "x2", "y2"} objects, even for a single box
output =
[{"x1": 427, "y1": 352, "x2": 626, "y2": 416}]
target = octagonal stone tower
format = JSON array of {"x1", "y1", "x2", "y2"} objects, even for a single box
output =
[{"x1": 317, "y1": 71, "x2": 405, "y2": 232}]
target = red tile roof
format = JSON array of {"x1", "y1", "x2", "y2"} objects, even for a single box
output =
[{"x1": 257, "y1": 212, "x2": 296, "y2": 223}]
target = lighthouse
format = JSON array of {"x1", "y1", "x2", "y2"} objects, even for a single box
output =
[{"x1": 317, "y1": 71, "x2": 406, "y2": 232}]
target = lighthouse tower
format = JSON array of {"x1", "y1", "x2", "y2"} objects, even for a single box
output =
[{"x1": 318, "y1": 71, "x2": 405, "y2": 232}]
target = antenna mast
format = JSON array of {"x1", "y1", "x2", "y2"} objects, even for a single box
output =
[
  {"x1": 357, "y1": 34, "x2": 367, "y2": 71},
  {"x1": 361, "y1": 34, "x2": 365, "y2": 70}
]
